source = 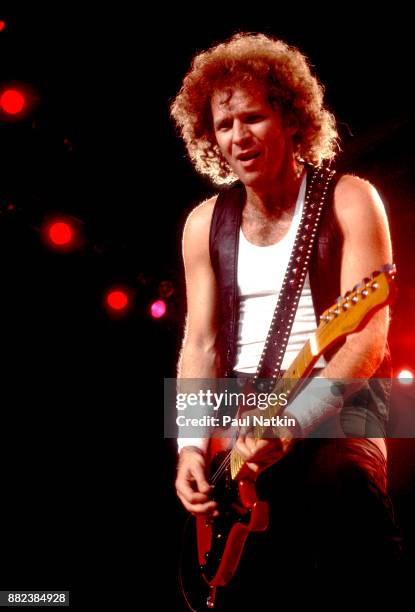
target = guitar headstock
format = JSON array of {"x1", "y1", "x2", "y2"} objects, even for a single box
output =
[{"x1": 316, "y1": 264, "x2": 396, "y2": 352}]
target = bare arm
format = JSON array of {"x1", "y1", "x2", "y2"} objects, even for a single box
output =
[
  {"x1": 178, "y1": 196, "x2": 220, "y2": 379},
  {"x1": 319, "y1": 174, "x2": 392, "y2": 379},
  {"x1": 175, "y1": 196, "x2": 220, "y2": 515},
  {"x1": 282, "y1": 175, "x2": 393, "y2": 452}
]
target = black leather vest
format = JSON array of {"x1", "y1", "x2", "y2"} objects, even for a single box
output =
[{"x1": 209, "y1": 167, "x2": 391, "y2": 379}]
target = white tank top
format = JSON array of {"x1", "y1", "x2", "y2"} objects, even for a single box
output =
[{"x1": 234, "y1": 173, "x2": 327, "y2": 373}]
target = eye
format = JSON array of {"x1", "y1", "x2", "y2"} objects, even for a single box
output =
[
  {"x1": 246, "y1": 115, "x2": 264, "y2": 123},
  {"x1": 216, "y1": 120, "x2": 232, "y2": 131}
]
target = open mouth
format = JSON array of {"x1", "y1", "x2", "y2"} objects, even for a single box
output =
[{"x1": 238, "y1": 152, "x2": 261, "y2": 162}]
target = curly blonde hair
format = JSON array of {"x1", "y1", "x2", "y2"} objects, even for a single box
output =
[{"x1": 170, "y1": 32, "x2": 338, "y2": 184}]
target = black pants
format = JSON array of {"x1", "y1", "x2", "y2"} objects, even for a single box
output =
[
  {"x1": 214, "y1": 437, "x2": 403, "y2": 610},
  {"x1": 213, "y1": 372, "x2": 403, "y2": 608}
]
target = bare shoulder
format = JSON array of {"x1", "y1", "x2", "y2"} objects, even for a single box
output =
[
  {"x1": 183, "y1": 195, "x2": 218, "y2": 244},
  {"x1": 333, "y1": 173, "x2": 388, "y2": 233},
  {"x1": 334, "y1": 173, "x2": 381, "y2": 208}
]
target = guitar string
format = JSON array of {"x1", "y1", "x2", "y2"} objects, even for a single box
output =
[{"x1": 211, "y1": 451, "x2": 232, "y2": 484}]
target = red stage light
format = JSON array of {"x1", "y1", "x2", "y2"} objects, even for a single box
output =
[
  {"x1": 42, "y1": 217, "x2": 81, "y2": 252},
  {"x1": 107, "y1": 290, "x2": 129, "y2": 311},
  {"x1": 398, "y1": 369, "x2": 414, "y2": 385},
  {"x1": 0, "y1": 21, "x2": 6, "y2": 32},
  {"x1": 0, "y1": 89, "x2": 25, "y2": 115},
  {"x1": 150, "y1": 299, "x2": 167, "y2": 319},
  {"x1": 48, "y1": 221, "x2": 73, "y2": 246}
]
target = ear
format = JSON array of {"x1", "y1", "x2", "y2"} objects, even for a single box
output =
[
  {"x1": 285, "y1": 125, "x2": 298, "y2": 136},
  {"x1": 283, "y1": 112, "x2": 299, "y2": 136}
]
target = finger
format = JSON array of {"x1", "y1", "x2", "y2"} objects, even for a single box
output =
[
  {"x1": 179, "y1": 489, "x2": 211, "y2": 505},
  {"x1": 246, "y1": 461, "x2": 261, "y2": 473},
  {"x1": 177, "y1": 492, "x2": 218, "y2": 515},
  {"x1": 234, "y1": 437, "x2": 253, "y2": 461},
  {"x1": 238, "y1": 423, "x2": 248, "y2": 437},
  {"x1": 239, "y1": 420, "x2": 254, "y2": 438},
  {"x1": 175, "y1": 477, "x2": 210, "y2": 504},
  {"x1": 191, "y1": 463, "x2": 212, "y2": 495},
  {"x1": 244, "y1": 436, "x2": 260, "y2": 454}
]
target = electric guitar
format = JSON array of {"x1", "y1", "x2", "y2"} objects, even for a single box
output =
[{"x1": 180, "y1": 264, "x2": 396, "y2": 610}]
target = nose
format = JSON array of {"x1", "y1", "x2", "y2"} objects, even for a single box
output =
[{"x1": 232, "y1": 120, "x2": 251, "y2": 147}]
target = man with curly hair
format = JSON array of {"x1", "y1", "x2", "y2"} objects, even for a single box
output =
[{"x1": 171, "y1": 32, "x2": 400, "y2": 598}]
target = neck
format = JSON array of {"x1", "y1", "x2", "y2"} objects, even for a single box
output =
[{"x1": 245, "y1": 160, "x2": 303, "y2": 218}]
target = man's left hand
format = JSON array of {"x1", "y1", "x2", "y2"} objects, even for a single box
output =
[{"x1": 234, "y1": 424, "x2": 295, "y2": 480}]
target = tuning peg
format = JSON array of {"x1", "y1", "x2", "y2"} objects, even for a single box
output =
[
  {"x1": 320, "y1": 308, "x2": 335, "y2": 321},
  {"x1": 335, "y1": 295, "x2": 349, "y2": 310},
  {"x1": 380, "y1": 263, "x2": 396, "y2": 277},
  {"x1": 341, "y1": 291, "x2": 352, "y2": 307},
  {"x1": 370, "y1": 270, "x2": 380, "y2": 279}
]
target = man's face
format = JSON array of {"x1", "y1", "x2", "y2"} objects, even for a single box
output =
[{"x1": 211, "y1": 82, "x2": 295, "y2": 188}]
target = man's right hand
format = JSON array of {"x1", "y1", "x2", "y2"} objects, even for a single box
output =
[{"x1": 175, "y1": 447, "x2": 218, "y2": 516}]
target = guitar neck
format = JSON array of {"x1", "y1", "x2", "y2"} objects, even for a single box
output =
[
  {"x1": 228, "y1": 265, "x2": 396, "y2": 479},
  {"x1": 257, "y1": 338, "x2": 317, "y2": 431}
]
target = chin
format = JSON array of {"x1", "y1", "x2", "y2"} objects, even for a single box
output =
[{"x1": 240, "y1": 172, "x2": 266, "y2": 188}]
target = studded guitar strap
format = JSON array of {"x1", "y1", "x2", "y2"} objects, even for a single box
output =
[{"x1": 254, "y1": 165, "x2": 336, "y2": 385}]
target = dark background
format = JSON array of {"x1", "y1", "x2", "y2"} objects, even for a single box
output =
[{"x1": 0, "y1": 7, "x2": 414, "y2": 608}]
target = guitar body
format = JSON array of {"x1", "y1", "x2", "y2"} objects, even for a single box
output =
[{"x1": 196, "y1": 437, "x2": 269, "y2": 587}]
